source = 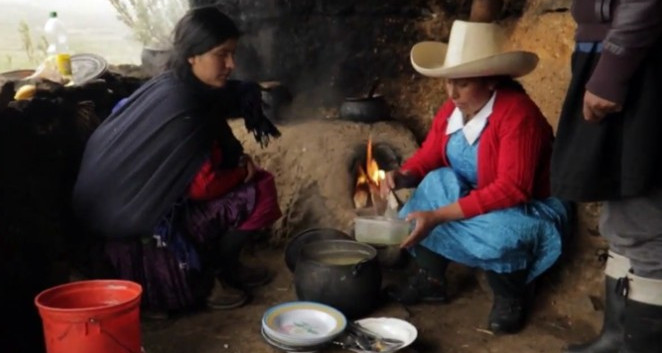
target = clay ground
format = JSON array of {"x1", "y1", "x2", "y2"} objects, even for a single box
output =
[
  {"x1": 140, "y1": 8, "x2": 606, "y2": 350},
  {"x1": 141, "y1": 207, "x2": 608, "y2": 353},
  {"x1": 0, "y1": 1, "x2": 616, "y2": 351},
  {"x1": 131, "y1": 2, "x2": 603, "y2": 352}
]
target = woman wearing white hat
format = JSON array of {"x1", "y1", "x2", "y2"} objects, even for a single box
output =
[{"x1": 381, "y1": 20, "x2": 569, "y2": 334}]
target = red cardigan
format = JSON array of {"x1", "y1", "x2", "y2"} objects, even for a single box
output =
[
  {"x1": 400, "y1": 89, "x2": 553, "y2": 218},
  {"x1": 188, "y1": 141, "x2": 247, "y2": 201}
]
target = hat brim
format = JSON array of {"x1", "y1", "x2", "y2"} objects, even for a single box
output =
[{"x1": 410, "y1": 41, "x2": 539, "y2": 79}]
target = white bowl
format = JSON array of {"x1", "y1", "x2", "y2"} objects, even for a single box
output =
[
  {"x1": 351, "y1": 317, "x2": 417, "y2": 352},
  {"x1": 262, "y1": 301, "x2": 347, "y2": 346}
]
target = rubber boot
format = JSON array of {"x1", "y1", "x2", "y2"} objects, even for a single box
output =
[
  {"x1": 565, "y1": 251, "x2": 630, "y2": 353},
  {"x1": 206, "y1": 278, "x2": 248, "y2": 310},
  {"x1": 620, "y1": 273, "x2": 662, "y2": 353},
  {"x1": 217, "y1": 230, "x2": 271, "y2": 289},
  {"x1": 386, "y1": 245, "x2": 449, "y2": 304},
  {"x1": 486, "y1": 269, "x2": 528, "y2": 334}
]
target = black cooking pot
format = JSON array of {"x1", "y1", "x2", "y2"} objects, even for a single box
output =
[
  {"x1": 260, "y1": 81, "x2": 292, "y2": 123},
  {"x1": 284, "y1": 228, "x2": 351, "y2": 273},
  {"x1": 339, "y1": 94, "x2": 390, "y2": 123},
  {"x1": 294, "y1": 239, "x2": 382, "y2": 319}
]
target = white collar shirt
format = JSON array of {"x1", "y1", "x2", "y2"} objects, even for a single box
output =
[{"x1": 445, "y1": 91, "x2": 497, "y2": 145}]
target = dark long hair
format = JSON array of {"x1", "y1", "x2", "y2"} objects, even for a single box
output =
[
  {"x1": 493, "y1": 75, "x2": 526, "y2": 93},
  {"x1": 166, "y1": 6, "x2": 241, "y2": 80}
]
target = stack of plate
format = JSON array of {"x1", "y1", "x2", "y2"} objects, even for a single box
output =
[{"x1": 261, "y1": 301, "x2": 347, "y2": 352}]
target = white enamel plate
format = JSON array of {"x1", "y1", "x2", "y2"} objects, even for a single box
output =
[
  {"x1": 353, "y1": 317, "x2": 418, "y2": 351},
  {"x1": 262, "y1": 301, "x2": 347, "y2": 345}
]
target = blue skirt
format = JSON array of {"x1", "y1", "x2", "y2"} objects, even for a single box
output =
[{"x1": 400, "y1": 168, "x2": 568, "y2": 282}]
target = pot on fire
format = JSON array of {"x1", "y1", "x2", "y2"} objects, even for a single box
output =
[
  {"x1": 294, "y1": 239, "x2": 382, "y2": 319},
  {"x1": 259, "y1": 81, "x2": 292, "y2": 123},
  {"x1": 339, "y1": 94, "x2": 390, "y2": 123},
  {"x1": 339, "y1": 77, "x2": 390, "y2": 123}
]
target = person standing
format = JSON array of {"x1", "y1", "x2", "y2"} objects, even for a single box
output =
[{"x1": 551, "y1": 1, "x2": 662, "y2": 352}]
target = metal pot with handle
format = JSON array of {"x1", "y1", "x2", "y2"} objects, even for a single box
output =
[
  {"x1": 294, "y1": 239, "x2": 382, "y2": 319},
  {"x1": 339, "y1": 78, "x2": 390, "y2": 123}
]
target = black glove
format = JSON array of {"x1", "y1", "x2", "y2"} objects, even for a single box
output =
[{"x1": 226, "y1": 80, "x2": 281, "y2": 147}]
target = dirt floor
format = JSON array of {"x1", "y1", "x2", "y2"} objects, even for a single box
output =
[
  {"x1": 0, "y1": 1, "x2": 617, "y2": 352},
  {"x1": 141, "y1": 204, "x2": 608, "y2": 353},
  {"x1": 141, "y1": 5, "x2": 607, "y2": 352}
]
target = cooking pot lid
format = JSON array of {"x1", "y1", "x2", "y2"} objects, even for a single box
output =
[
  {"x1": 71, "y1": 53, "x2": 108, "y2": 85},
  {"x1": 0, "y1": 69, "x2": 34, "y2": 82}
]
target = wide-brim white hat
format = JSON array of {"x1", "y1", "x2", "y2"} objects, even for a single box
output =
[{"x1": 411, "y1": 20, "x2": 538, "y2": 78}]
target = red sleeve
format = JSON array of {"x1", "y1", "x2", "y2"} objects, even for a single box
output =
[
  {"x1": 457, "y1": 95, "x2": 552, "y2": 218},
  {"x1": 400, "y1": 100, "x2": 454, "y2": 178},
  {"x1": 188, "y1": 161, "x2": 247, "y2": 201},
  {"x1": 188, "y1": 143, "x2": 247, "y2": 201}
]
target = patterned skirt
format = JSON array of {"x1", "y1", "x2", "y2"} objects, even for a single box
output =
[{"x1": 104, "y1": 170, "x2": 281, "y2": 311}]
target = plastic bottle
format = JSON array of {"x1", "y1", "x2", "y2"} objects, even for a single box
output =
[{"x1": 44, "y1": 11, "x2": 73, "y2": 83}]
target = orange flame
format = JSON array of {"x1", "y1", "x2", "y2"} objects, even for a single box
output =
[{"x1": 353, "y1": 136, "x2": 385, "y2": 209}]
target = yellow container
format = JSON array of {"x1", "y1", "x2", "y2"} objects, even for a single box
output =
[{"x1": 54, "y1": 53, "x2": 72, "y2": 77}]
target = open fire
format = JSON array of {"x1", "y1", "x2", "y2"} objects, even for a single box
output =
[{"x1": 353, "y1": 136, "x2": 386, "y2": 209}]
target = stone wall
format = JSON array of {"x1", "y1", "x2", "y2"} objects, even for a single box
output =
[
  {"x1": 188, "y1": 0, "x2": 567, "y2": 140},
  {"x1": 191, "y1": 0, "x2": 430, "y2": 110},
  {"x1": 3, "y1": 2, "x2": 611, "y2": 350}
]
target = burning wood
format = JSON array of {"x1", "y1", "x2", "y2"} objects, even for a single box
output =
[
  {"x1": 353, "y1": 165, "x2": 370, "y2": 209},
  {"x1": 353, "y1": 136, "x2": 386, "y2": 210}
]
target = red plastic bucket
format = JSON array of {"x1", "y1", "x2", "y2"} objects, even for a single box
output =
[{"x1": 34, "y1": 280, "x2": 143, "y2": 353}]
